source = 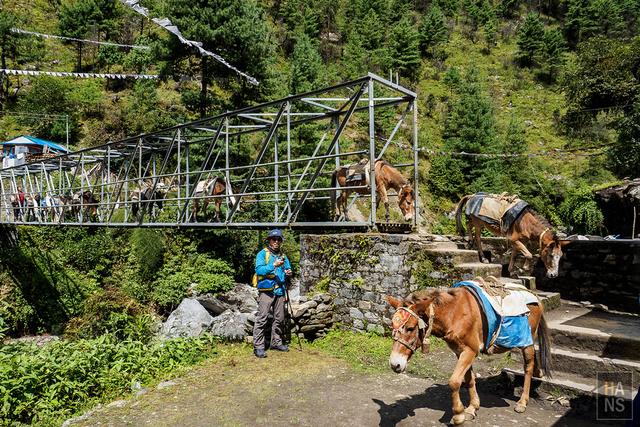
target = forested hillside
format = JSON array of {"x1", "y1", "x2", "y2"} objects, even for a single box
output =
[{"x1": 0, "y1": 2, "x2": 639, "y2": 423}]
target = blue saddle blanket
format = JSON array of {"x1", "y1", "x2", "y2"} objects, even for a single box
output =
[{"x1": 453, "y1": 281, "x2": 534, "y2": 351}]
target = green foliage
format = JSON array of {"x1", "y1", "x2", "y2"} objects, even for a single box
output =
[
  {"x1": 64, "y1": 287, "x2": 157, "y2": 342},
  {"x1": 152, "y1": 243, "x2": 235, "y2": 311},
  {"x1": 290, "y1": 33, "x2": 324, "y2": 93},
  {"x1": 0, "y1": 334, "x2": 218, "y2": 425},
  {"x1": 608, "y1": 98, "x2": 640, "y2": 177},
  {"x1": 130, "y1": 229, "x2": 165, "y2": 283},
  {"x1": 559, "y1": 184, "x2": 605, "y2": 234},
  {"x1": 516, "y1": 13, "x2": 545, "y2": 67},
  {"x1": 430, "y1": 67, "x2": 496, "y2": 198},
  {"x1": 419, "y1": 4, "x2": 449, "y2": 57},
  {"x1": 388, "y1": 15, "x2": 421, "y2": 82}
]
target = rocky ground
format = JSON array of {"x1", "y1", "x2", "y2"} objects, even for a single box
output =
[{"x1": 67, "y1": 344, "x2": 602, "y2": 427}]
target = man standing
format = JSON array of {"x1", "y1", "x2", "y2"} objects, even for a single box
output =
[{"x1": 253, "y1": 229, "x2": 292, "y2": 358}]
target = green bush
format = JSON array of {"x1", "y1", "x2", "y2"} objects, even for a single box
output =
[
  {"x1": 64, "y1": 287, "x2": 158, "y2": 342},
  {"x1": 559, "y1": 185, "x2": 605, "y2": 235},
  {"x1": 0, "y1": 335, "x2": 218, "y2": 425},
  {"x1": 152, "y1": 253, "x2": 235, "y2": 311}
]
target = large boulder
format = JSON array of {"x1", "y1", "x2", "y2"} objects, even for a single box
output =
[
  {"x1": 196, "y1": 294, "x2": 231, "y2": 315},
  {"x1": 219, "y1": 284, "x2": 259, "y2": 313},
  {"x1": 159, "y1": 298, "x2": 214, "y2": 339},
  {"x1": 208, "y1": 310, "x2": 250, "y2": 341}
]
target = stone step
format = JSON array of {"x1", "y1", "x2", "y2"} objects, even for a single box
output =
[
  {"x1": 537, "y1": 291, "x2": 561, "y2": 312},
  {"x1": 424, "y1": 248, "x2": 481, "y2": 265},
  {"x1": 512, "y1": 347, "x2": 640, "y2": 387},
  {"x1": 416, "y1": 241, "x2": 459, "y2": 251},
  {"x1": 545, "y1": 304, "x2": 640, "y2": 360},
  {"x1": 455, "y1": 262, "x2": 503, "y2": 279},
  {"x1": 502, "y1": 367, "x2": 637, "y2": 421}
]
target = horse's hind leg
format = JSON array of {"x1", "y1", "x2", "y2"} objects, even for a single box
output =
[
  {"x1": 473, "y1": 221, "x2": 488, "y2": 263},
  {"x1": 463, "y1": 366, "x2": 480, "y2": 420},
  {"x1": 516, "y1": 345, "x2": 536, "y2": 413}
]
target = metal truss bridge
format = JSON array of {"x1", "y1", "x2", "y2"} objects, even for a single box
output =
[{"x1": 0, "y1": 73, "x2": 418, "y2": 230}]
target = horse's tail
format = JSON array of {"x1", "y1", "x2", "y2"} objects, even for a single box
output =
[
  {"x1": 455, "y1": 195, "x2": 472, "y2": 236},
  {"x1": 537, "y1": 312, "x2": 553, "y2": 378}
]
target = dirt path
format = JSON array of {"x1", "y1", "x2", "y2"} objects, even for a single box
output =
[{"x1": 69, "y1": 344, "x2": 597, "y2": 427}]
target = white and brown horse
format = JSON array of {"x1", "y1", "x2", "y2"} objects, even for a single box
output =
[
  {"x1": 387, "y1": 285, "x2": 551, "y2": 425},
  {"x1": 191, "y1": 177, "x2": 231, "y2": 222},
  {"x1": 455, "y1": 194, "x2": 566, "y2": 278},
  {"x1": 331, "y1": 159, "x2": 415, "y2": 222}
]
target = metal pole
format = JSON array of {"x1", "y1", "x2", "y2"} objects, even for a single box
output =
[
  {"x1": 66, "y1": 114, "x2": 69, "y2": 151},
  {"x1": 412, "y1": 99, "x2": 419, "y2": 228},
  {"x1": 225, "y1": 117, "x2": 230, "y2": 223},
  {"x1": 368, "y1": 78, "x2": 376, "y2": 226},
  {"x1": 274, "y1": 133, "x2": 279, "y2": 222}
]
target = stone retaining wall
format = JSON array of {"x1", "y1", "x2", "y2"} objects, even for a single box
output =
[
  {"x1": 299, "y1": 233, "x2": 453, "y2": 332},
  {"x1": 536, "y1": 240, "x2": 640, "y2": 313}
]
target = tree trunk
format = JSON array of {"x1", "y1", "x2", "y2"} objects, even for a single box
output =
[
  {"x1": 76, "y1": 41, "x2": 82, "y2": 71},
  {"x1": 200, "y1": 56, "x2": 208, "y2": 118},
  {"x1": 0, "y1": 41, "x2": 6, "y2": 109}
]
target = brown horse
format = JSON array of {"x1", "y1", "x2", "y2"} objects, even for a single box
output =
[
  {"x1": 191, "y1": 177, "x2": 230, "y2": 222},
  {"x1": 386, "y1": 282, "x2": 551, "y2": 425},
  {"x1": 331, "y1": 159, "x2": 415, "y2": 222},
  {"x1": 455, "y1": 193, "x2": 566, "y2": 278}
]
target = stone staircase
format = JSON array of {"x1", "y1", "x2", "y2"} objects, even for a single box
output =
[
  {"x1": 422, "y1": 238, "x2": 639, "y2": 420},
  {"x1": 504, "y1": 302, "x2": 639, "y2": 419}
]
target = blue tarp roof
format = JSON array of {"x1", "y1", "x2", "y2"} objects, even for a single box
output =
[{"x1": 1, "y1": 135, "x2": 69, "y2": 153}]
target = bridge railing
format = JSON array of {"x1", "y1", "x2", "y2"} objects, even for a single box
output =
[{"x1": 0, "y1": 73, "x2": 418, "y2": 230}]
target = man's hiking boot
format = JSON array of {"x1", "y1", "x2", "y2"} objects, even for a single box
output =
[
  {"x1": 271, "y1": 344, "x2": 289, "y2": 352},
  {"x1": 254, "y1": 348, "x2": 267, "y2": 358}
]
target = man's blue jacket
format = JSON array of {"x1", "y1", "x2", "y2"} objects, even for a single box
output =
[{"x1": 255, "y1": 248, "x2": 291, "y2": 296}]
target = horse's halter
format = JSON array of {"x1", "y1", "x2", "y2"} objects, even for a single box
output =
[
  {"x1": 539, "y1": 227, "x2": 551, "y2": 250},
  {"x1": 391, "y1": 305, "x2": 435, "y2": 354}
]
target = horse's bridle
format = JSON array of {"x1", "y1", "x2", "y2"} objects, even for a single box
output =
[
  {"x1": 539, "y1": 227, "x2": 551, "y2": 249},
  {"x1": 391, "y1": 305, "x2": 435, "y2": 353}
]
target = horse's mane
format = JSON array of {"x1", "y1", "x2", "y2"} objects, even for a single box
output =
[
  {"x1": 406, "y1": 287, "x2": 459, "y2": 306},
  {"x1": 524, "y1": 207, "x2": 557, "y2": 238}
]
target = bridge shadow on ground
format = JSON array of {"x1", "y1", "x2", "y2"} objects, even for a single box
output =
[{"x1": 373, "y1": 376, "x2": 511, "y2": 426}]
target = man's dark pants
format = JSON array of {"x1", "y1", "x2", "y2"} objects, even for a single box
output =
[{"x1": 253, "y1": 290, "x2": 285, "y2": 350}]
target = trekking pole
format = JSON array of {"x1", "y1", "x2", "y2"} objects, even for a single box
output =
[{"x1": 285, "y1": 285, "x2": 303, "y2": 351}]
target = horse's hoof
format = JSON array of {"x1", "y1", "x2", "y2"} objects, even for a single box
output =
[
  {"x1": 451, "y1": 413, "x2": 466, "y2": 425},
  {"x1": 464, "y1": 407, "x2": 476, "y2": 420},
  {"x1": 481, "y1": 258, "x2": 489, "y2": 264},
  {"x1": 514, "y1": 404, "x2": 526, "y2": 413}
]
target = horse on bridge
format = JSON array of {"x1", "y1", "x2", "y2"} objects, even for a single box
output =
[
  {"x1": 191, "y1": 177, "x2": 231, "y2": 222},
  {"x1": 331, "y1": 159, "x2": 415, "y2": 222},
  {"x1": 131, "y1": 181, "x2": 168, "y2": 221},
  {"x1": 387, "y1": 278, "x2": 551, "y2": 425},
  {"x1": 454, "y1": 193, "x2": 566, "y2": 278}
]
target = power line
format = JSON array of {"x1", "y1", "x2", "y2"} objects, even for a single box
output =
[{"x1": 11, "y1": 28, "x2": 150, "y2": 50}]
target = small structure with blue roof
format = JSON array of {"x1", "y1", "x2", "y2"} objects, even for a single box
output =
[{"x1": 1, "y1": 135, "x2": 69, "y2": 168}]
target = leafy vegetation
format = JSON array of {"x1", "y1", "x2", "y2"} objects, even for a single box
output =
[{"x1": 0, "y1": 334, "x2": 219, "y2": 425}]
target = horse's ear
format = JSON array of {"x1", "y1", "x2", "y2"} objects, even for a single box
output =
[{"x1": 385, "y1": 295, "x2": 404, "y2": 309}]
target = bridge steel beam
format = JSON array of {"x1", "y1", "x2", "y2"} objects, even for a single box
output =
[{"x1": 0, "y1": 73, "x2": 418, "y2": 230}]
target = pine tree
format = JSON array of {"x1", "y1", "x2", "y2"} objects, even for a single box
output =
[
  {"x1": 388, "y1": 16, "x2": 421, "y2": 82},
  {"x1": 539, "y1": 28, "x2": 566, "y2": 82},
  {"x1": 58, "y1": 0, "x2": 103, "y2": 70},
  {"x1": 419, "y1": 4, "x2": 448, "y2": 57},
  {"x1": 280, "y1": 0, "x2": 320, "y2": 39},
  {"x1": 516, "y1": 13, "x2": 545, "y2": 66},
  {"x1": 342, "y1": 31, "x2": 368, "y2": 79},
  {"x1": 0, "y1": 10, "x2": 18, "y2": 105},
  {"x1": 437, "y1": 67, "x2": 497, "y2": 196},
  {"x1": 290, "y1": 33, "x2": 324, "y2": 94},
  {"x1": 582, "y1": 0, "x2": 626, "y2": 39}
]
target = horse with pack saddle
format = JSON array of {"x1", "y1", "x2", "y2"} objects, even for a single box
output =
[
  {"x1": 387, "y1": 276, "x2": 552, "y2": 425},
  {"x1": 331, "y1": 159, "x2": 415, "y2": 223},
  {"x1": 455, "y1": 192, "x2": 567, "y2": 278}
]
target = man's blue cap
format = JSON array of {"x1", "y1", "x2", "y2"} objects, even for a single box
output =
[{"x1": 267, "y1": 229, "x2": 284, "y2": 240}]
